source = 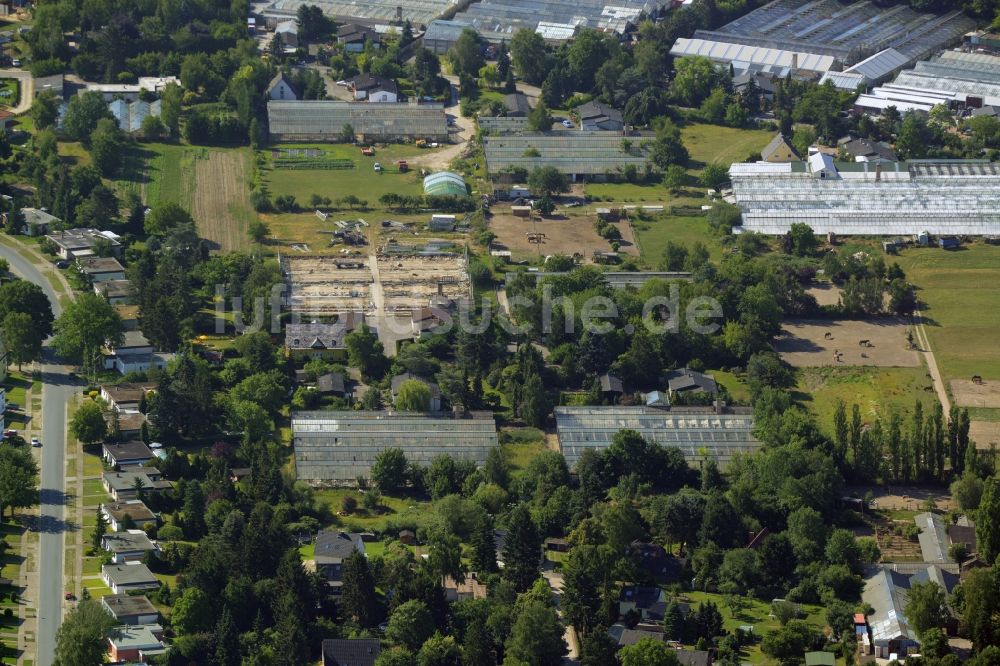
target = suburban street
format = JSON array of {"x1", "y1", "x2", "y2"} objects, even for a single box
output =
[{"x1": 0, "y1": 242, "x2": 73, "y2": 666}]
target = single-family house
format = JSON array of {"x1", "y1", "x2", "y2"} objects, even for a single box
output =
[
  {"x1": 322, "y1": 638, "x2": 382, "y2": 666},
  {"x1": 733, "y1": 72, "x2": 777, "y2": 100},
  {"x1": 665, "y1": 368, "x2": 718, "y2": 396},
  {"x1": 103, "y1": 331, "x2": 173, "y2": 375},
  {"x1": 443, "y1": 572, "x2": 488, "y2": 602},
  {"x1": 503, "y1": 92, "x2": 531, "y2": 117},
  {"x1": 102, "y1": 469, "x2": 173, "y2": 502},
  {"x1": 106, "y1": 623, "x2": 166, "y2": 663},
  {"x1": 102, "y1": 529, "x2": 157, "y2": 563},
  {"x1": 315, "y1": 372, "x2": 349, "y2": 397},
  {"x1": 628, "y1": 540, "x2": 683, "y2": 583},
  {"x1": 77, "y1": 256, "x2": 126, "y2": 282},
  {"x1": 338, "y1": 24, "x2": 379, "y2": 53},
  {"x1": 609, "y1": 623, "x2": 666, "y2": 647},
  {"x1": 314, "y1": 530, "x2": 365, "y2": 591},
  {"x1": 349, "y1": 74, "x2": 398, "y2": 103},
  {"x1": 267, "y1": 72, "x2": 298, "y2": 101},
  {"x1": 842, "y1": 137, "x2": 897, "y2": 162},
  {"x1": 114, "y1": 304, "x2": 140, "y2": 331},
  {"x1": 107, "y1": 410, "x2": 146, "y2": 439},
  {"x1": 275, "y1": 19, "x2": 299, "y2": 48},
  {"x1": 285, "y1": 314, "x2": 364, "y2": 361},
  {"x1": 761, "y1": 133, "x2": 799, "y2": 162},
  {"x1": 102, "y1": 562, "x2": 160, "y2": 594},
  {"x1": 20, "y1": 207, "x2": 59, "y2": 236},
  {"x1": 677, "y1": 649, "x2": 714, "y2": 666},
  {"x1": 619, "y1": 585, "x2": 668, "y2": 621},
  {"x1": 101, "y1": 594, "x2": 159, "y2": 625},
  {"x1": 33, "y1": 73, "x2": 65, "y2": 100},
  {"x1": 577, "y1": 101, "x2": 624, "y2": 131},
  {"x1": 411, "y1": 307, "x2": 450, "y2": 340},
  {"x1": 93, "y1": 279, "x2": 131, "y2": 304},
  {"x1": 599, "y1": 373, "x2": 624, "y2": 396},
  {"x1": 103, "y1": 440, "x2": 154, "y2": 467},
  {"x1": 862, "y1": 564, "x2": 960, "y2": 658},
  {"x1": 100, "y1": 383, "x2": 152, "y2": 414},
  {"x1": 102, "y1": 499, "x2": 157, "y2": 532},
  {"x1": 45, "y1": 228, "x2": 122, "y2": 259},
  {"x1": 390, "y1": 372, "x2": 442, "y2": 411}
]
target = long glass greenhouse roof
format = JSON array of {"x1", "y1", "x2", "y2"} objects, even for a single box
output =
[
  {"x1": 554, "y1": 406, "x2": 759, "y2": 469},
  {"x1": 293, "y1": 411, "x2": 498, "y2": 482},
  {"x1": 267, "y1": 101, "x2": 448, "y2": 139},
  {"x1": 483, "y1": 131, "x2": 653, "y2": 176}
]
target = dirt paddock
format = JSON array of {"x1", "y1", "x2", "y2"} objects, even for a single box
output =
[
  {"x1": 806, "y1": 283, "x2": 843, "y2": 307},
  {"x1": 489, "y1": 212, "x2": 638, "y2": 261},
  {"x1": 950, "y1": 379, "x2": 1000, "y2": 409},
  {"x1": 775, "y1": 318, "x2": 920, "y2": 367},
  {"x1": 969, "y1": 420, "x2": 1000, "y2": 449}
]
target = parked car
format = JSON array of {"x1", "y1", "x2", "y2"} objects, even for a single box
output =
[
  {"x1": 65, "y1": 592, "x2": 76, "y2": 601},
  {"x1": 373, "y1": 162, "x2": 382, "y2": 172},
  {"x1": 561, "y1": 119, "x2": 574, "y2": 128},
  {"x1": 336, "y1": 80, "x2": 349, "y2": 86},
  {"x1": 11, "y1": 59, "x2": 21, "y2": 67},
  {"x1": 30, "y1": 437, "x2": 41, "y2": 447},
  {"x1": 55, "y1": 260, "x2": 69, "y2": 269}
]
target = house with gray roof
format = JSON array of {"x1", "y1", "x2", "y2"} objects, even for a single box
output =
[
  {"x1": 665, "y1": 368, "x2": 718, "y2": 396},
  {"x1": 102, "y1": 562, "x2": 160, "y2": 594},
  {"x1": 577, "y1": 101, "x2": 624, "y2": 131},
  {"x1": 102, "y1": 529, "x2": 158, "y2": 563},
  {"x1": 423, "y1": 19, "x2": 474, "y2": 55},
  {"x1": 102, "y1": 440, "x2": 154, "y2": 468},
  {"x1": 314, "y1": 531, "x2": 365, "y2": 590},
  {"x1": 322, "y1": 638, "x2": 382, "y2": 666},
  {"x1": 107, "y1": 623, "x2": 166, "y2": 663},
  {"x1": 102, "y1": 499, "x2": 157, "y2": 532},
  {"x1": 915, "y1": 512, "x2": 954, "y2": 563},
  {"x1": 102, "y1": 594, "x2": 159, "y2": 625},
  {"x1": 21, "y1": 207, "x2": 59, "y2": 236},
  {"x1": 862, "y1": 564, "x2": 959, "y2": 658},
  {"x1": 267, "y1": 72, "x2": 298, "y2": 101},
  {"x1": 102, "y1": 469, "x2": 173, "y2": 501}
]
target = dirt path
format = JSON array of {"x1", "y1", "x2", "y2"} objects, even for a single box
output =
[
  {"x1": 404, "y1": 76, "x2": 475, "y2": 172},
  {"x1": 0, "y1": 69, "x2": 34, "y2": 114},
  {"x1": 912, "y1": 309, "x2": 951, "y2": 414}
]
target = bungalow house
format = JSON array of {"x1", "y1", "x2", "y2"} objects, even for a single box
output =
[
  {"x1": 322, "y1": 638, "x2": 382, "y2": 666},
  {"x1": 338, "y1": 24, "x2": 379, "y2": 53},
  {"x1": 841, "y1": 137, "x2": 897, "y2": 162},
  {"x1": 390, "y1": 372, "x2": 442, "y2": 411},
  {"x1": 102, "y1": 440, "x2": 154, "y2": 467},
  {"x1": 503, "y1": 92, "x2": 531, "y2": 117},
  {"x1": 99, "y1": 383, "x2": 152, "y2": 414},
  {"x1": 101, "y1": 562, "x2": 160, "y2": 594},
  {"x1": 285, "y1": 314, "x2": 364, "y2": 361},
  {"x1": 443, "y1": 573, "x2": 488, "y2": 602},
  {"x1": 103, "y1": 331, "x2": 173, "y2": 375},
  {"x1": 599, "y1": 373, "x2": 624, "y2": 397},
  {"x1": 93, "y1": 279, "x2": 132, "y2": 304},
  {"x1": 619, "y1": 585, "x2": 668, "y2": 621},
  {"x1": 315, "y1": 372, "x2": 349, "y2": 398},
  {"x1": 102, "y1": 469, "x2": 173, "y2": 502},
  {"x1": 102, "y1": 529, "x2": 158, "y2": 564},
  {"x1": 267, "y1": 72, "x2": 298, "y2": 101},
  {"x1": 77, "y1": 256, "x2": 125, "y2": 282},
  {"x1": 411, "y1": 307, "x2": 450, "y2": 340},
  {"x1": 106, "y1": 623, "x2": 166, "y2": 663},
  {"x1": 101, "y1": 594, "x2": 159, "y2": 625},
  {"x1": 102, "y1": 499, "x2": 157, "y2": 532},
  {"x1": 21, "y1": 207, "x2": 59, "y2": 236},
  {"x1": 677, "y1": 650, "x2": 713, "y2": 666},
  {"x1": 45, "y1": 228, "x2": 122, "y2": 260},
  {"x1": 577, "y1": 101, "x2": 624, "y2": 131},
  {"x1": 349, "y1": 74, "x2": 398, "y2": 103},
  {"x1": 107, "y1": 410, "x2": 147, "y2": 439},
  {"x1": 608, "y1": 623, "x2": 666, "y2": 647},
  {"x1": 314, "y1": 530, "x2": 365, "y2": 591},
  {"x1": 665, "y1": 368, "x2": 718, "y2": 396}
]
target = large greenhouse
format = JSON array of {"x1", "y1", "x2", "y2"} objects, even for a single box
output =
[
  {"x1": 293, "y1": 411, "x2": 498, "y2": 483},
  {"x1": 423, "y1": 171, "x2": 468, "y2": 197},
  {"x1": 554, "y1": 406, "x2": 760, "y2": 469},
  {"x1": 729, "y1": 157, "x2": 1000, "y2": 236},
  {"x1": 483, "y1": 131, "x2": 653, "y2": 180},
  {"x1": 267, "y1": 101, "x2": 449, "y2": 142}
]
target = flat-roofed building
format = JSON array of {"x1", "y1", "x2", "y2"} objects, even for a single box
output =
[
  {"x1": 102, "y1": 594, "x2": 159, "y2": 625},
  {"x1": 293, "y1": 410, "x2": 498, "y2": 483},
  {"x1": 102, "y1": 499, "x2": 157, "y2": 532},
  {"x1": 102, "y1": 562, "x2": 160, "y2": 594},
  {"x1": 107, "y1": 623, "x2": 166, "y2": 662},
  {"x1": 102, "y1": 529, "x2": 158, "y2": 564}
]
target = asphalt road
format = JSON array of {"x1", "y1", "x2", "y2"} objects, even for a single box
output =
[{"x1": 0, "y1": 244, "x2": 72, "y2": 666}]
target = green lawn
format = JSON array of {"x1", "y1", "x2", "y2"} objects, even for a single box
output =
[
  {"x1": 631, "y1": 214, "x2": 724, "y2": 267},
  {"x1": 585, "y1": 181, "x2": 669, "y2": 202},
  {"x1": 680, "y1": 123, "x2": 775, "y2": 169},
  {"x1": 313, "y1": 489, "x2": 434, "y2": 533},
  {"x1": 0, "y1": 78, "x2": 18, "y2": 110},
  {"x1": 711, "y1": 370, "x2": 752, "y2": 404},
  {"x1": 796, "y1": 366, "x2": 934, "y2": 436},
  {"x1": 113, "y1": 142, "x2": 200, "y2": 206}
]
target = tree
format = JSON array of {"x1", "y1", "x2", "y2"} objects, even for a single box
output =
[
  {"x1": 510, "y1": 29, "x2": 550, "y2": 85},
  {"x1": 788, "y1": 223, "x2": 818, "y2": 257},
  {"x1": 0, "y1": 443, "x2": 38, "y2": 519},
  {"x1": 387, "y1": 600, "x2": 435, "y2": 651},
  {"x1": 977, "y1": 478, "x2": 1000, "y2": 564},
  {"x1": 619, "y1": 638, "x2": 681, "y2": 666},
  {"x1": 527, "y1": 166, "x2": 569, "y2": 197},
  {"x1": 63, "y1": 91, "x2": 113, "y2": 145},
  {"x1": 53, "y1": 599, "x2": 116, "y2": 666},
  {"x1": 0, "y1": 280, "x2": 55, "y2": 338},
  {"x1": 172, "y1": 587, "x2": 213, "y2": 635},
  {"x1": 896, "y1": 112, "x2": 930, "y2": 160},
  {"x1": 503, "y1": 504, "x2": 541, "y2": 591},
  {"x1": 906, "y1": 581, "x2": 948, "y2": 639},
  {"x1": 663, "y1": 165, "x2": 687, "y2": 193},
  {"x1": 417, "y1": 633, "x2": 462, "y2": 666},
  {"x1": 31, "y1": 90, "x2": 60, "y2": 130},
  {"x1": 503, "y1": 600, "x2": 567, "y2": 666},
  {"x1": 649, "y1": 119, "x2": 688, "y2": 168},
  {"x1": 214, "y1": 605, "x2": 241, "y2": 666},
  {"x1": 670, "y1": 57, "x2": 722, "y2": 107},
  {"x1": 701, "y1": 163, "x2": 730, "y2": 191},
  {"x1": 951, "y1": 472, "x2": 984, "y2": 511},
  {"x1": 397, "y1": 379, "x2": 433, "y2": 412},
  {"x1": 580, "y1": 630, "x2": 618, "y2": 666},
  {"x1": 448, "y1": 28, "x2": 485, "y2": 79},
  {"x1": 144, "y1": 202, "x2": 195, "y2": 236},
  {"x1": 787, "y1": 506, "x2": 827, "y2": 564},
  {"x1": 961, "y1": 568, "x2": 999, "y2": 650},
  {"x1": 248, "y1": 220, "x2": 269, "y2": 243},
  {"x1": 3, "y1": 312, "x2": 42, "y2": 370},
  {"x1": 470, "y1": 514, "x2": 498, "y2": 573},
  {"x1": 89, "y1": 118, "x2": 124, "y2": 177},
  {"x1": 372, "y1": 448, "x2": 408, "y2": 492},
  {"x1": 90, "y1": 510, "x2": 107, "y2": 552},
  {"x1": 346, "y1": 323, "x2": 388, "y2": 379},
  {"x1": 342, "y1": 550, "x2": 379, "y2": 627},
  {"x1": 527, "y1": 101, "x2": 553, "y2": 131},
  {"x1": 52, "y1": 293, "x2": 123, "y2": 380},
  {"x1": 463, "y1": 618, "x2": 494, "y2": 666},
  {"x1": 69, "y1": 400, "x2": 107, "y2": 446}
]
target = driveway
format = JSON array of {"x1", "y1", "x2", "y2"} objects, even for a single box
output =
[
  {"x1": 0, "y1": 68, "x2": 34, "y2": 114},
  {"x1": 542, "y1": 564, "x2": 581, "y2": 664}
]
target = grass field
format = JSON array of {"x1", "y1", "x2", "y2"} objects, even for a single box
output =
[
  {"x1": 313, "y1": 489, "x2": 434, "y2": 533},
  {"x1": 796, "y1": 366, "x2": 934, "y2": 436},
  {"x1": 681, "y1": 123, "x2": 775, "y2": 169},
  {"x1": 0, "y1": 79, "x2": 18, "y2": 110},
  {"x1": 631, "y1": 214, "x2": 722, "y2": 267},
  {"x1": 711, "y1": 370, "x2": 752, "y2": 404}
]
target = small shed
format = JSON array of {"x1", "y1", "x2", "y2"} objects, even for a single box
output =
[
  {"x1": 399, "y1": 529, "x2": 416, "y2": 545},
  {"x1": 511, "y1": 205, "x2": 531, "y2": 218},
  {"x1": 939, "y1": 236, "x2": 960, "y2": 250}
]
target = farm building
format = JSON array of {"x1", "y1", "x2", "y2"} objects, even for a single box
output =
[
  {"x1": 483, "y1": 131, "x2": 653, "y2": 181},
  {"x1": 285, "y1": 315, "x2": 365, "y2": 361},
  {"x1": 857, "y1": 50, "x2": 1000, "y2": 113},
  {"x1": 267, "y1": 101, "x2": 449, "y2": 142},
  {"x1": 554, "y1": 405, "x2": 760, "y2": 469},
  {"x1": 423, "y1": 171, "x2": 467, "y2": 197},
  {"x1": 423, "y1": 19, "x2": 475, "y2": 54},
  {"x1": 293, "y1": 410, "x2": 498, "y2": 483},
  {"x1": 670, "y1": 0, "x2": 975, "y2": 79},
  {"x1": 448, "y1": 0, "x2": 663, "y2": 42},
  {"x1": 862, "y1": 564, "x2": 959, "y2": 659},
  {"x1": 729, "y1": 158, "x2": 1000, "y2": 236}
]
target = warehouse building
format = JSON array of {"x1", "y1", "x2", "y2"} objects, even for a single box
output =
[
  {"x1": 670, "y1": 0, "x2": 975, "y2": 79},
  {"x1": 423, "y1": 19, "x2": 474, "y2": 54},
  {"x1": 259, "y1": 0, "x2": 452, "y2": 26},
  {"x1": 862, "y1": 564, "x2": 959, "y2": 659},
  {"x1": 729, "y1": 157, "x2": 1000, "y2": 236},
  {"x1": 267, "y1": 101, "x2": 449, "y2": 142},
  {"x1": 554, "y1": 405, "x2": 759, "y2": 469},
  {"x1": 483, "y1": 131, "x2": 653, "y2": 181},
  {"x1": 293, "y1": 411, "x2": 498, "y2": 483}
]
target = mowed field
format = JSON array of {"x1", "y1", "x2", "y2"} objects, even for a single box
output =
[{"x1": 115, "y1": 143, "x2": 255, "y2": 252}]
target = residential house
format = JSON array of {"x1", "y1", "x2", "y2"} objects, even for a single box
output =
[
  {"x1": 390, "y1": 372, "x2": 442, "y2": 411},
  {"x1": 267, "y1": 72, "x2": 298, "y2": 101},
  {"x1": 862, "y1": 564, "x2": 960, "y2": 658},
  {"x1": 349, "y1": 74, "x2": 398, "y2": 103},
  {"x1": 45, "y1": 228, "x2": 122, "y2": 259},
  {"x1": 101, "y1": 594, "x2": 159, "y2": 625},
  {"x1": 315, "y1": 372, "x2": 349, "y2": 397},
  {"x1": 842, "y1": 137, "x2": 898, "y2": 162},
  {"x1": 628, "y1": 540, "x2": 683, "y2": 583},
  {"x1": 619, "y1": 586, "x2": 668, "y2": 621},
  {"x1": 760, "y1": 132, "x2": 799, "y2": 162},
  {"x1": 285, "y1": 317, "x2": 363, "y2": 361},
  {"x1": 577, "y1": 101, "x2": 624, "y2": 131},
  {"x1": 411, "y1": 307, "x2": 450, "y2": 340},
  {"x1": 102, "y1": 440, "x2": 154, "y2": 467},
  {"x1": 106, "y1": 623, "x2": 166, "y2": 662},
  {"x1": 733, "y1": 71, "x2": 777, "y2": 100},
  {"x1": 102, "y1": 499, "x2": 157, "y2": 532},
  {"x1": 77, "y1": 256, "x2": 125, "y2": 282},
  {"x1": 103, "y1": 331, "x2": 173, "y2": 374},
  {"x1": 102, "y1": 562, "x2": 160, "y2": 594},
  {"x1": 609, "y1": 624, "x2": 666, "y2": 647},
  {"x1": 677, "y1": 650, "x2": 713, "y2": 666},
  {"x1": 948, "y1": 516, "x2": 977, "y2": 554},
  {"x1": 102, "y1": 469, "x2": 172, "y2": 502},
  {"x1": 275, "y1": 19, "x2": 299, "y2": 48},
  {"x1": 665, "y1": 368, "x2": 718, "y2": 396},
  {"x1": 102, "y1": 529, "x2": 158, "y2": 564},
  {"x1": 94, "y1": 279, "x2": 132, "y2": 304},
  {"x1": 100, "y1": 383, "x2": 152, "y2": 414},
  {"x1": 599, "y1": 373, "x2": 624, "y2": 397},
  {"x1": 338, "y1": 24, "x2": 379, "y2": 53},
  {"x1": 423, "y1": 19, "x2": 474, "y2": 55},
  {"x1": 322, "y1": 638, "x2": 382, "y2": 666},
  {"x1": 20, "y1": 207, "x2": 59, "y2": 236},
  {"x1": 503, "y1": 92, "x2": 531, "y2": 117},
  {"x1": 33, "y1": 73, "x2": 65, "y2": 99},
  {"x1": 108, "y1": 410, "x2": 146, "y2": 439},
  {"x1": 314, "y1": 530, "x2": 365, "y2": 591},
  {"x1": 443, "y1": 573, "x2": 488, "y2": 602}
]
